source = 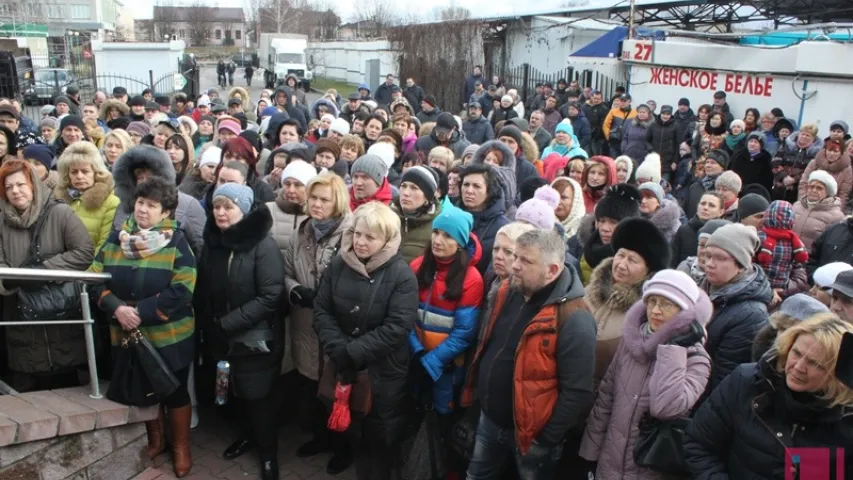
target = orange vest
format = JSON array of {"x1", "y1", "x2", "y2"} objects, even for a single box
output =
[{"x1": 461, "y1": 279, "x2": 588, "y2": 454}]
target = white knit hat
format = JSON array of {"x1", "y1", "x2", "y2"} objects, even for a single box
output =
[
  {"x1": 367, "y1": 142, "x2": 396, "y2": 169},
  {"x1": 281, "y1": 160, "x2": 317, "y2": 187},
  {"x1": 813, "y1": 262, "x2": 853, "y2": 289},
  {"x1": 808, "y1": 170, "x2": 838, "y2": 197},
  {"x1": 330, "y1": 117, "x2": 350, "y2": 135},
  {"x1": 635, "y1": 153, "x2": 661, "y2": 184},
  {"x1": 199, "y1": 146, "x2": 222, "y2": 168}
]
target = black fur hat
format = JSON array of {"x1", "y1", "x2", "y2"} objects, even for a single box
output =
[
  {"x1": 611, "y1": 217, "x2": 671, "y2": 273},
  {"x1": 594, "y1": 184, "x2": 641, "y2": 221}
]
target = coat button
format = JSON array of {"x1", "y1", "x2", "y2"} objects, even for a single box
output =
[
  {"x1": 370, "y1": 279, "x2": 374, "y2": 284},
  {"x1": 776, "y1": 432, "x2": 783, "y2": 437}
]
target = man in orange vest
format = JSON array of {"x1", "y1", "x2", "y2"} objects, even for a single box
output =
[{"x1": 462, "y1": 229, "x2": 596, "y2": 479}]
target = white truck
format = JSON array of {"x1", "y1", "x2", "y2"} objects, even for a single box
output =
[{"x1": 257, "y1": 33, "x2": 312, "y2": 91}]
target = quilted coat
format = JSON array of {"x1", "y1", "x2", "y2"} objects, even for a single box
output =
[
  {"x1": 798, "y1": 149, "x2": 853, "y2": 206},
  {"x1": 55, "y1": 174, "x2": 120, "y2": 251},
  {"x1": 282, "y1": 213, "x2": 352, "y2": 380},
  {"x1": 579, "y1": 293, "x2": 713, "y2": 480},
  {"x1": 792, "y1": 197, "x2": 845, "y2": 251}
]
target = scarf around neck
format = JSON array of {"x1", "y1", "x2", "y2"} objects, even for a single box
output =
[
  {"x1": 700, "y1": 173, "x2": 719, "y2": 191},
  {"x1": 725, "y1": 132, "x2": 746, "y2": 150},
  {"x1": 119, "y1": 217, "x2": 175, "y2": 259}
]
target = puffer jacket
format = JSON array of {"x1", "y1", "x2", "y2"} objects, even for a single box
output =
[
  {"x1": 670, "y1": 215, "x2": 706, "y2": 268},
  {"x1": 463, "y1": 188, "x2": 510, "y2": 274},
  {"x1": 643, "y1": 197, "x2": 682, "y2": 242},
  {"x1": 391, "y1": 201, "x2": 442, "y2": 264},
  {"x1": 55, "y1": 174, "x2": 120, "y2": 251},
  {"x1": 792, "y1": 197, "x2": 845, "y2": 251},
  {"x1": 462, "y1": 115, "x2": 494, "y2": 145},
  {"x1": 0, "y1": 168, "x2": 94, "y2": 375},
  {"x1": 685, "y1": 360, "x2": 853, "y2": 479},
  {"x1": 415, "y1": 129, "x2": 472, "y2": 159},
  {"x1": 644, "y1": 115, "x2": 680, "y2": 172},
  {"x1": 806, "y1": 217, "x2": 853, "y2": 280},
  {"x1": 621, "y1": 116, "x2": 653, "y2": 165},
  {"x1": 798, "y1": 149, "x2": 853, "y2": 206},
  {"x1": 580, "y1": 294, "x2": 713, "y2": 480},
  {"x1": 773, "y1": 132, "x2": 823, "y2": 202},
  {"x1": 266, "y1": 191, "x2": 308, "y2": 258},
  {"x1": 313, "y1": 225, "x2": 418, "y2": 446},
  {"x1": 699, "y1": 265, "x2": 771, "y2": 395},
  {"x1": 584, "y1": 257, "x2": 645, "y2": 386},
  {"x1": 283, "y1": 214, "x2": 352, "y2": 380},
  {"x1": 409, "y1": 234, "x2": 483, "y2": 414}
]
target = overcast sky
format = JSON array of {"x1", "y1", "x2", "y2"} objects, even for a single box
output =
[{"x1": 129, "y1": 0, "x2": 595, "y2": 22}]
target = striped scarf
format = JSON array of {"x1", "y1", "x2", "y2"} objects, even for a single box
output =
[{"x1": 119, "y1": 218, "x2": 175, "y2": 259}]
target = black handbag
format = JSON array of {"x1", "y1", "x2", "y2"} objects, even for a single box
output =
[
  {"x1": 633, "y1": 412, "x2": 691, "y2": 475},
  {"x1": 106, "y1": 329, "x2": 180, "y2": 406},
  {"x1": 16, "y1": 200, "x2": 83, "y2": 321}
]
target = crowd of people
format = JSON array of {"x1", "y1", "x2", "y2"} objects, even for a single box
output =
[{"x1": 0, "y1": 62, "x2": 850, "y2": 480}]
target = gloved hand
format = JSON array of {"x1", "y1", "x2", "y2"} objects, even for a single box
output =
[
  {"x1": 290, "y1": 286, "x2": 316, "y2": 308},
  {"x1": 667, "y1": 320, "x2": 706, "y2": 347},
  {"x1": 329, "y1": 344, "x2": 353, "y2": 371}
]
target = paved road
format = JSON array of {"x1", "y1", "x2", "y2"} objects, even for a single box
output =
[{"x1": 197, "y1": 64, "x2": 321, "y2": 106}]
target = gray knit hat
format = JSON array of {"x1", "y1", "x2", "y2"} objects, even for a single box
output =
[
  {"x1": 697, "y1": 219, "x2": 731, "y2": 241},
  {"x1": 462, "y1": 143, "x2": 480, "y2": 160},
  {"x1": 351, "y1": 154, "x2": 387, "y2": 186},
  {"x1": 715, "y1": 170, "x2": 742, "y2": 194},
  {"x1": 638, "y1": 182, "x2": 664, "y2": 204},
  {"x1": 776, "y1": 294, "x2": 829, "y2": 327},
  {"x1": 213, "y1": 183, "x2": 254, "y2": 214},
  {"x1": 737, "y1": 193, "x2": 770, "y2": 221},
  {"x1": 706, "y1": 223, "x2": 760, "y2": 268}
]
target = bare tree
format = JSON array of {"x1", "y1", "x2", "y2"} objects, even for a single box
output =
[
  {"x1": 259, "y1": 0, "x2": 308, "y2": 34},
  {"x1": 186, "y1": 1, "x2": 212, "y2": 46},
  {"x1": 152, "y1": 0, "x2": 178, "y2": 39},
  {"x1": 439, "y1": 6, "x2": 472, "y2": 21},
  {"x1": 351, "y1": 0, "x2": 398, "y2": 37}
]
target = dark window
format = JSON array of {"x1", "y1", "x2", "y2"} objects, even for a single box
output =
[
  {"x1": 235, "y1": 30, "x2": 241, "y2": 40},
  {"x1": 215, "y1": 29, "x2": 221, "y2": 40}
]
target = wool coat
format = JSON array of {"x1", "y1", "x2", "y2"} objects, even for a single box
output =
[{"x1": 792, "y1": 197, "x2": 845, "y2": 251}]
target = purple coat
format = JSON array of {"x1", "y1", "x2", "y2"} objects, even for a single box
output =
[{"x1": 579, "y1": 293, "x2": 713, "y2": 480}]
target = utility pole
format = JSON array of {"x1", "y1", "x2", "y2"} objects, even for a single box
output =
[{"x1": 628, "y1": 0, "x2": 636, "y2": 39}]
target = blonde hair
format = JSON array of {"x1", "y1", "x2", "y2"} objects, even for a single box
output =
[
  {"x1": 772, "y1": 313, "x2": 853, "y2": 407},
  {"x1": 568, "y1": 158, "x2": 586, "y2": 173},
  {"x1": 102, "y1": 129, "x2": 133, "y2": 154},
  {"x1": 339, "y1": 135, "x2": 365, "y2": 157},
  {"x1": 352, "y1": 201, "x2": 400, "y2": 243},
  {"x1": 428, "y1": 146, "x2": 454, "y2": 170},
  {"x1": 496, "y1": 221, "x2": 536, "y2": 243},
  {"x1": 800, "y1": 123, "x2": 819, "y2": 138},
  {"x1": 55, "y1": 142, "x2": 112, "y2": 195},
  {"x1": 306, "y1": 173, "x2": 350, "y2": 219}
]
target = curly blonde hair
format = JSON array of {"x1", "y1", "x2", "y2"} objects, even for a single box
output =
[{"x1": 55, "y1": 142, "x2": 112, "y2": 196}]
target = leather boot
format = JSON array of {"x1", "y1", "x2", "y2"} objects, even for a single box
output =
[
  {"x1": 170, "y1": 405, "x2": 193, "y2": 477},
  {"x1": 144, "y1": 404, "x2": 166, "y2": 459}
]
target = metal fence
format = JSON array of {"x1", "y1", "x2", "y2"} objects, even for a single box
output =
[
  {"x1": 0, "y1": 268, "x2": 111, "y2": 399},
  {"x1": 500, "y1": 63, "x2": 624, "y2": 104}
]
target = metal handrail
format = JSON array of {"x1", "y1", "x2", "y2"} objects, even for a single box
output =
[{"x1": 0, "y1": 268, "x2": 111, "y2": 399}]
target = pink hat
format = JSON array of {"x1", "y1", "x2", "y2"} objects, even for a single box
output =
[
  {"x1": 218, "y1": 118, "x2": 241, "y2": 136},
  {"x1": 515, "y1": 197, "x2": 556, "y2": 230},
  {"x1": 642, "y1": 270, "x2": 700, "y2": 311}
]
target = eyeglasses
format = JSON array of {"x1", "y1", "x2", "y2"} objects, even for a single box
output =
[
  {"x1": 646, "y1": 297, "x2": 678, "y2": 314},
  {"x1": 703, "y1": 252, "x2": 735, "y2": 265}
]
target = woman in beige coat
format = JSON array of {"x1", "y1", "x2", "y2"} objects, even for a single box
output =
[
  {"x1": 282, "y1": 173, "x2": 353, "y2": 474},
  {"x1": 792, "y1": 170, "x2": 845, "y2": 251}
]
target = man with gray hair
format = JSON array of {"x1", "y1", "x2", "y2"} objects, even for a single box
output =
[{"x1": 462, "y1": 229, "x2": 596, "y2": 479}]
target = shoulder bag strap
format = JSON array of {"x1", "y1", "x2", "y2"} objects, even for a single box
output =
[
  {"x1": 358, "y1": 269, "x2": 386, "y2": 332},
  {"x1": 23, "y1": 199, "x2": 57, "y2": 266}
]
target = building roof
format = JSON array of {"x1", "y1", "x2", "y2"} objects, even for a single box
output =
[{"x1": 153, "y1": 6, "x2": 244, "y2": 23}]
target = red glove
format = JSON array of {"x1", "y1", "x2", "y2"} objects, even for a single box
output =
[{"x1": 327, "y1": 382, "x2": 352, "y2": 432}]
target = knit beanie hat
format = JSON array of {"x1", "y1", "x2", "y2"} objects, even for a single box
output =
[
  {"x1": 213, "y1": 183, "x2": 254, "y2": 214},
  {"x1": 59, "y1": 115, "x2": 86, "y2": 134},
  {"x1": 432, "y1": 202, "x2": 474, "y2": 249},
  {"x1": 635, "y1": 153, "x2": 662, "y2": 183},
  {"x1": 40, "y1": 117, "x2": 58, "y2": 130},
  {"x1": 643, "y1": 270, "x2": 701, "y2": 310},
  {"x1": 706, "y1": 149, "x2": 730, "y2": 169},
  {"x1": 41, "y1": 105, "x2": 55, "y2": 116},
  {"x1": 129, "y1": 95, "x2": 146, "y2": 107},
  {"x1": 706, "y1": 223, "x2": 760, "y2": 268},
  {"x1": 776, "y1": 294, "x2": 829, "y2": 327},
  {"x1": 516, "y1": 187, "x2": 559, "y2": 230},
  {"x1": 401, "y1": 165, "x2": 438, "y2": 201},
  {"x1": 741, "y1": 183, "x2": 771, "y2": 202},
  {"x1": 351, "y1": 154, "x2": 387, "y2": 186},
  {"x1": 199, "y1": 146, "x2": 222, "y2": 168},
  {"x1": 747, "y1": 131, "x2": 766, "y2": 148},
  {"x1": 282, "y1": 160, "x2": 318, "y2": 187},
  {"x1": 813, "y1": 262, "x2": 853, "y2": 289},
  {"x1": 595, "y1": 184, "x2": 641, "y2": 221},
  {"x1": 730, "y1": 119, "x2": 746, "y2": 132},
  {"x1": 315, "y1": 138, "x2": 341, "y2": 160},
  {"x1": 611, "y1": 217, "x2": 671, "y2": 272},
  {"x1": 497, "y1": 126, "x2": 522, "y2": 145},
  {"x1": 126, "y1": 121, "x2": 152, "y2": 138},
  {"x1": 638, "y1": 182, "x2": 664, "y2": 204},
  {"x1": 808, "y1": 170, "x2": 838, "y2": 197},
  {"x1": 698, "y1": 219, "x2": 731, "y2": 240},
  {"x1": 367, "y1": 142, "x2": 396, "y2": 169},
  {"x1": 555, "y1": 121, "x2": 573, "y2": 136},
  {"x1": 462, "y1": 143, "x2": 480, "y2": 160},
  {"x1": 22, "y1": 144, "x2": 55, "y2": 171},
  {"x1": 715, "y1": 170, "x2": 742, "y2": 194},
  {"x1": 737, "y1": 193, "x2": 770, "y2": 220},
  {"x1": 330, "y1": 117, "x2": 350, "y2": 135}
]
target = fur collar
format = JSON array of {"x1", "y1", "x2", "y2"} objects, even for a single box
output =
[
  {"x1": 274, "y1": 188, "x2": 304, "y2": 215},
  {"x1": 586, "y1": 257, "x2": 644, "y2": 312},
  {"x1": 205, "y1": 205, "x2": 273, "y2": 252},
  {"x1": 56, "y1": 175, "x2": 114, "y2": 210},
  {"x1": 621, "y1": 290, "x2": 713, "y2": 362},
  {"x1": 814, "y1": 149, "x2": 852, "y2": 174},
  {"x1": 646, "y1": 198, "x2": 682, "y2": 238},
  {"x1": 113, "y1": 145, "x2": 175, "y2": 211},
  {"x1": 520, "y1": 131, "x2": 540, "y2": 163},
  {"x1": 340, "y1": 224, "x2": 402, "y2": 277}
]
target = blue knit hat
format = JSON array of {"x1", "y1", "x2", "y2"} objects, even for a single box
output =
[
  {"x1": 555, "y1": 121, "x2": 574, "y2": 136},
  {"x1": 432, "y1": 202, "x2": 473, "y2": 249},
  {"x1": 213, "y1": 183, "x2": 254, "y2": 214}
]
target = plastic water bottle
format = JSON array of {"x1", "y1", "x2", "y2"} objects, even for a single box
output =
[{"x1": 215, "y1": 360, "x2": 230, "y2": 405}]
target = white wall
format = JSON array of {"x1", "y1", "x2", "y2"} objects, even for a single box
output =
[
  {"x1": 92, "y1": 40, "x2": 185, "y2": 93},
  {"x1": 504, "y1": 17, "x2": 610, "y2": 73},
  {"x1": 307, "y1": 40, "x2": 398, "y2": 87}
]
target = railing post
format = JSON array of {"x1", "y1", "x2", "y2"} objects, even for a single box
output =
[
  {"x1": 521, "y1": 63, "x2": 530, "y2": 104},
  {"x1": 80, "y1": 285, "x2": 102, "y2": 399},
  {"x1": 149, "y1": 70, "x2": 155, "y2": 93}
]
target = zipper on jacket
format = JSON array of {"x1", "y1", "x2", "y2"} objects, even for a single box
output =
[{"x1": 511, "y1": 316, "x2": 558, "y2": 447}]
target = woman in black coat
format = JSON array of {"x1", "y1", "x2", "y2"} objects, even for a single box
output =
[
  {"x1": 670, "y1": 191, "x2": 725, "y2": 267},
  {"x1": 195, "y1": 183, "x2": 285, "y2": 480},
  {"x1": 729, "y1": 130, "x2": 774, "y2": 193},
  {"x1": 313, "y1": 201, "x2": 418, "y2": 480},
  {"x1": 685, "y1": 315, "x2": 853, "y2": 479}
]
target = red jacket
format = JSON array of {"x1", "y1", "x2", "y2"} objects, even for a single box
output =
[{"x1": 349, "y1": 178, "x2": 392, "y2": 211}]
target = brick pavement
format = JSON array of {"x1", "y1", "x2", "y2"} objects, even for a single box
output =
[{"x1": 131, "y1": 407, "x2": 356, "y2": 480}]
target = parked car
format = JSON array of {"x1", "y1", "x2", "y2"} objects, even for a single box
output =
[
  {"x1": 231, "y1": 53, "x2": 253, "y2": 68},
  {"x1": 24, "y1": 68, "x2": 78, "y2": 105}
]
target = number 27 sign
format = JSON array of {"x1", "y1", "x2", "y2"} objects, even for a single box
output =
[{"x1": 622, "y1": 41, "x2": 653, "y2": 63}]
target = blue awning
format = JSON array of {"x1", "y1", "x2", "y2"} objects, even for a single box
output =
[{"x1": 571, "y1": 26, "x2": 666, "y2": 58}]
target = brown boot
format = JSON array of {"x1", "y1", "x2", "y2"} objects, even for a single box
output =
[
  {"x1": 144, "y1": 404, "x2": 166, "y2": 459},
  {"x1": 170, "y1": 405, "x2": 193, "y2": 477}
]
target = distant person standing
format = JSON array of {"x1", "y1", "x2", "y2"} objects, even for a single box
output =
[
  {"x1": 227, "y1": 62, "x2": 236, "y2": 87},
  {"x1": 245, "y1": 64, "x2": 254, "y2": 87},
  {"x1": 217, "y1": 60, "x2": 226, "y2": 87}
]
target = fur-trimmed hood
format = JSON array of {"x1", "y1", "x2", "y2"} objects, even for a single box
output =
[
  {"x1": 520, "y1": 131, "x2": 540, "y2": 164},
  {"x1": 630, "y1": 116, "x2": 654, "y2": 128},
  {"x1": 814, "y1": 148, "x2": 852, "y2": 174},
  {"x1": 228, "y1": 86, "x2": 252, "y2": 113},
  {"x1": 54, "y1": 175, "x2": 114, "y2": 210},
  {"x1": 310, "y1": 97, "x2": 340, "y2": 119},
  {"x1": 99, "y1": 99, "x2": 129, "y2": 122},
  {"x1": 621, "y1": 289, "x2": 713, "y2": 361},
  {"x1": 645, "y1": 197, "x2": 682, "y2": 241},
  {"x1": 575, "y1": 213, "x2": 597, "y2": 247},
  {"x1": 785, "y1": 130, "x2": 824, "y2": 156},
  {"x1": 470, "y1": 140, "x2": 518, "y2": 214},
  {"x1": 389, "y1": 97, "x2": 413, "y2": 115},
  {"x1": 112, "y1": 145, "x2": 176, "y2": 211},
  {"x1": 586, "y1": 257, "x2": 645, "y2": 313}
]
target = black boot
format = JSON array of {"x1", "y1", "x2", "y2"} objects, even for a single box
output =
[
  {"x1": 296, "y1": 436, "x2": 331, "y2": 457},
  {"x1": 223, "y1": 439, "x2": 254, "y2": 460},
  {"x1": 260, "y1": 457, "x2": 279, "y2": 480},
  {"x1": 326, "y1": 447, "x2": 353, "y2": 475}
]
